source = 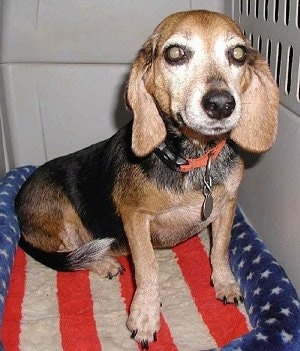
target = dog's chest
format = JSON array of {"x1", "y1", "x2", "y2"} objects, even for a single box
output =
[{"x1": 150, "y1": 186, "x2": 227, "y2": 248}]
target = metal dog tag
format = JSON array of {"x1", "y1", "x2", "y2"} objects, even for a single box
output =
[
  {"x1": 203, "y1": 193, "x2": 213, "y2": 220},
  {"x1": 202, "y1": 154, "x2": 213, "y2": 220}
]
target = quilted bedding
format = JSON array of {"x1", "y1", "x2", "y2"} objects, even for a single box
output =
[{"x1": 0, "y1": 166, "x2": 299, "y2": 351}]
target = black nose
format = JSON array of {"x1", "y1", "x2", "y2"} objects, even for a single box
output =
[{"x1": 202, "y1": 90, "x2": 236, "y2": 120}]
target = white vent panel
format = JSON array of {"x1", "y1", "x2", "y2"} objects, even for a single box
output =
[{"x1": 233, "y1": 0, "x2": 300, "y2": 115}]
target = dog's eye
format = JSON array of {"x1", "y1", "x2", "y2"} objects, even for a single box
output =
[
  {"x1": 229, "y1": 45, "x2": 247, "y2": 65},
  {"x1": 164, "y1": 45, "x2": 187, "y2": 65}
]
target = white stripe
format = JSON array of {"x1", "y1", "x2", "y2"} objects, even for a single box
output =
[
  {"x1": 157, "y1": 249, "x2": 217, "y2": 350},
  {"x1": 19, "y1": 256, "x2": 62, "y2": 351},
  {"x1": 89, "y1": 271, "x2": 139, "y2": 351},
  {"x1": 198, "y1": 229, "x2": 211, "y2": 255}
]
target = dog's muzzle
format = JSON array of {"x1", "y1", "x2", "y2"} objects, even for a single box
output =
[{"x1": 201, "y1": 90, "x2": 236, "y2": 120}]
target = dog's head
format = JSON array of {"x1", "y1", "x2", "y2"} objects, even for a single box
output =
[{"x1": 126, "y1": 10, "x2": 279, "y2": 157}]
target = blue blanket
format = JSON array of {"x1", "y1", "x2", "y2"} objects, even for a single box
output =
[{"x1": 0, "y1": 166, "x2": 299, "y2": 351}]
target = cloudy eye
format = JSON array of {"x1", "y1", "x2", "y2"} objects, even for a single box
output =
[
  {"x1": 229, "y1": 45, "x2": 247, "y2": 65},
  {"x1": 164, "y1": 45, "x2": 188, "y2": 65}
]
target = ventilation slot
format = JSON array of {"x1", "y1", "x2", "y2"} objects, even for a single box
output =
[
  {"x1": 275, "y1": 42, "x2": 282, "y2": 86},
  {"x1": 286, "y1": 46, "x2": 294, "y2": 95}
]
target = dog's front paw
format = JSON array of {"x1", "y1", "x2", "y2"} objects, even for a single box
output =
[
  {"x1": 213, "y1": 279, "x2": 243, "y2": 305},
  {"x1": 127, "y1": 293, "x2": 161, "y2": 349}
]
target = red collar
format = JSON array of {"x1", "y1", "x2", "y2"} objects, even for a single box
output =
[
  {"x1": 155, "y1": 139, "x2": 227, "y2": 172},
  {"x1": 180, "y1": 139, "x2": 227, "y2": 172}
]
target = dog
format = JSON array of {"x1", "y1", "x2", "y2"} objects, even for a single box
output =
[{"x1": 15, "y1": 10, "x2": 279, "y2": 349}]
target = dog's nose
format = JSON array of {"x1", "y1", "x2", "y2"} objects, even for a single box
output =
[{"x1": 202, "y1": 91, "x2": 235, "y2": 119}]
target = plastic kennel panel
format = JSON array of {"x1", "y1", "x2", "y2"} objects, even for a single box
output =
[
  {"x1": 229, "y1": 0, "x2": 300, "y2": 293},
  {"x1": 0, "y1": 0, "x2": 225, "y2": 173},
  {"x1": 0, "y1": 63, "x2": 132, "y2": 167},
  {"x1": 0, "y1": 0, "x2": 191, "y2": 64},
  {"x1": 232, "y1": 0, "x2": 300, "y2": 115}
]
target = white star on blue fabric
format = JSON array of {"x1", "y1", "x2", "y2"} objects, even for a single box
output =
[
  {"x1": 265, "y1": 318, "x2": 277, "y2": 324},
  {"x1": 260, "y1": 269, "x2": 272, "y2": 279},
  {"x1": 253, "y1": 254, "x2": 262, "y2": 264},
  {"x1": 238, "y1": 259, "x2": 245, "y2": 269},
  {"x1": 261, "y1": 302, "x2": 271, "y2": 311},
  {"x1": 231, "y1": 246, "x2": 237, "y2": 255},
  {"x1": 0, "y1": 191, "x2": 9, "y2": 196},
  {"x1": 237, "y1": 232, "x2": 247, "y2": 239},
  {"x1": 292, "y1": 298, "x2": 300, "y2": 309},
  {"x1": 243, "y1": 244, "x2": 252, "y2": 252},
  {"x1": 280, "y1": 308, "x2": 292, "y2": 316},
  {"x1": 9, "y1": 224, "x2": 17, "y2": 233},
  {"x1": 0, "y1": 249, "x2": 9, "y2": 260},
  {"x1": 232, "y1": 222, "x2": 242, "y2": 229},
  {"x1": 256, "y1": 332, "x2": 268, "y2": 341},
  {"x1": 281, "y1": 329, "x2": 293, "y2": 343},
  {"x1": 253, "y1": 286, "x2": 262, "y2": 295},
  {"x1": 247, "y1": 271, "x2": 254, "y2": 280},
  {"x1": 4, "y1": 235, "x2": 13, "y2": 244},
  {"x1": 270, "y1": 286, "x2": 282, "y2": 295}
]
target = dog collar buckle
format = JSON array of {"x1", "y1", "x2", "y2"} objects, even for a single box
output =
[
  {"x1": 155, "y1": 139, "x2": 227, "y2": 173},
  {"x1": 155, "y1": 143, "x2": 188, "y2": 172}
]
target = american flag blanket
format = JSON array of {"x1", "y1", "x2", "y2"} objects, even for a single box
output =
[{"x1": 0, "y1": 167, "x2": 299, "y2": 351}]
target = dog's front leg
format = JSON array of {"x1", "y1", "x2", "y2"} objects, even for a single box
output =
[
  {"x1": 211, "y1": 198, "x2": 242, "y2": 304},
  {"x1": 122, "y1": 210, "x2": 160, "y2": 348}
]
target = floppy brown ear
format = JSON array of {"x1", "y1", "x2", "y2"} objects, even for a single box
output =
[
  {"x1": 231, "y1": 52, "x2": 279, "y2": 153},
  {"x1": 126, "y1": 43, "x2": 166, "y2": 157}
]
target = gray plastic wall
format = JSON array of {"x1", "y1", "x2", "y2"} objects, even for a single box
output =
[{"x1": 1, "y1": 1, "x2": 299, "y2": 294}]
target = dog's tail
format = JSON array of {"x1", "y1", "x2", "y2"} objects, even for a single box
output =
[{"x1": 19, "y1": 235, "x2": 115, "y2": 271}]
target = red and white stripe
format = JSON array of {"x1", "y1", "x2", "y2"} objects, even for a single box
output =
[{"x1": 1, "y1": 235, "x2": 250, "y2": 351}]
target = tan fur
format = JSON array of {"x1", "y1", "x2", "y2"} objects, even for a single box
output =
[
  {"x1": 231, "y1": 56, "x2": 279, "y2": 152},
  {"x1": 113, "y1": 159, "x2": 243, "y2": 249},
  {"x1": 21, "y1": 183, "x2": 92, "y2": 252},
  {"x1": 18, "y1": 10, "x2": 279, "y2": 348},
  {"x1": 58, "y1": 206, "x2": 93, "y2": 251},
  {"x1": 127, "y1": 59, "x2": 167, "y2": 157},
  {"x1": 122, "y1": 10, "x2": 278, "y2": 345}
]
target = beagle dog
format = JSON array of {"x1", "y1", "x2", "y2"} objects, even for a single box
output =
[{"x1": 15, "y1": 10, "x2": 279, "y2": 349}]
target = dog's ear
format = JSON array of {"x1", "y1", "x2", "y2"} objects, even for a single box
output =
[
  {"x1": 125, "y1": 39, "x2": 166, "y2": 157},
  {"x1": 231, "y1": 50, "x2": 279, "y2": 153}
]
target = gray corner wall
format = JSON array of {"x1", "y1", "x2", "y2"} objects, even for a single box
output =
[{"x1": 238, "y1": 106, "x2": 300, "y2": 293}]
